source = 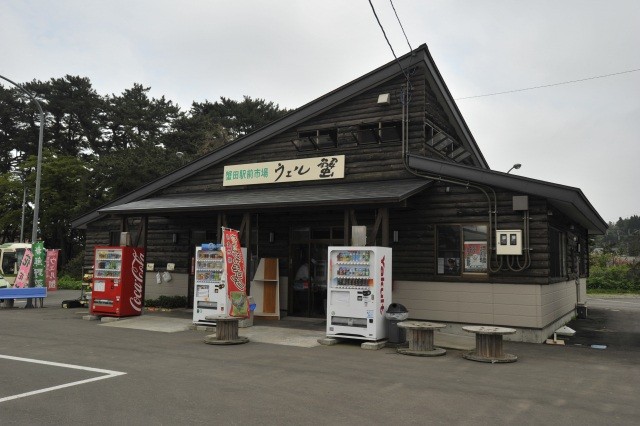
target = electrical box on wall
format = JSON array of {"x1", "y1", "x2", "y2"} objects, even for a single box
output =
[{"x1": 496, "y1": 230, "x2": 523, "y2": 255}]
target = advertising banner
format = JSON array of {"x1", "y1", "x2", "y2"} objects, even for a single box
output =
[
  {"x1": 33, "y1": 241, "x2": 46, "y2": 287},
  {"x1": 464, "y1": 241, "x2": 488, "y2": 273},
  {"x1": 46, "y1": 249, "x2": 60, "y2": 291},
  {"x1": 223, "y1": 228, "x2": 248, "y2": 317},
  {"x1": 13, "y1": 249, "x2": 33, "y2": 288}
]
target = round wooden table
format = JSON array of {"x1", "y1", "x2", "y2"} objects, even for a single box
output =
[
  {"x1": 462, "y1": 326, "x2": 517, "y2": 363},
  {"x1": 397, "y1": 321, "x2": 447, "y2": 357},
  {"x1": 203, "y1": 316, "x2": 249, "y2": 345}
]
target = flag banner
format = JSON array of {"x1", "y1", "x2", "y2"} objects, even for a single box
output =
[
  {"x1": 13, "y1": 249, "x2": 33, "y2": 288},
  {"x1": 33, "y1": 242, "x2": 46, "y2": 287},
  {"x1": 46, "y1": 249, "x2": 60, "y2": 291},
  {"x1": 223, "y1": 228, "x2": 247, "y2": 317}
]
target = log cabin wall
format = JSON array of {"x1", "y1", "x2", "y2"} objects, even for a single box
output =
[
  {"x1": 390, "y1": 184, "x2": 552, "y2": 284},
  {"x1": 158, "y1": 66, "x2": 462, "y2": 196}
]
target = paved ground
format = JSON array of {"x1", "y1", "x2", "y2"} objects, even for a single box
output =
[{"x1": 1, "y1": 291, "x2": 639, "y2": 425}]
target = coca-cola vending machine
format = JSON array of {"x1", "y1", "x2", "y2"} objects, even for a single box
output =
[{"x1": 91, "y1": 246, "x2": 145, "y2": 317}]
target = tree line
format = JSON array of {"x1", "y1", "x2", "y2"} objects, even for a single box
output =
[{"x1": 0, "y1": 75, "x2": 289, "y2": 268}]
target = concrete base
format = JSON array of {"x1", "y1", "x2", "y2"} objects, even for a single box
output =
[
  {"x1": 317, "y1": 337, "x2": 339, "y2": 346},
  {"x1": 82, "y1": 315, "x2": 101, "y2": 321},
  {"x1": 191, "y1": 324, "x2": 216, "y2": 332},
  {"x1": 100, "y1": 316, "x2": 122, "y2": 323},
  {"x1": 361, "y1": 340, "x2": 387, "y2": 350}
]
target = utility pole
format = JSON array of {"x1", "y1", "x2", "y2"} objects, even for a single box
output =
[{"x1": 1, "y1": 75, "x2": 45, "y2": 309}]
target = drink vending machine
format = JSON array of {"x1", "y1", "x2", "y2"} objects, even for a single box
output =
[
  {"x1": 193, "y1": 243, "x2": 227, "y2": 324},
  {"x1": 326, "y1": 246, "x2": 392, "y2": 341},
  {"x1": 91, "y1": 246, "x2": 145, "y2": 317}
]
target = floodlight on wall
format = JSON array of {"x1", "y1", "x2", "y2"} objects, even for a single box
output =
[
  {"x1": 393, "y1": 230, "x2": 399, "y2": 243},
  {"x1": 269, "y1": 232, "x2": 275, "y2": 243},
  {"x1": 172, "y1": 233, "x2": 178, "y2": 244},
  {"x1": 377, "y1": 93, "x2": 391, "y2": 105}
]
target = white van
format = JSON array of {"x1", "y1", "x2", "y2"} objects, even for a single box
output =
[{"x1": 0, "y1": 243, "x2": 31, "y2": 287}]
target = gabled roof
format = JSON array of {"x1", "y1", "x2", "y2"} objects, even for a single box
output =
[
  {"x1": 72, "y1": 44, "x2": 487, "y2": 229},
  {"x1": 407, "y1": 154, "x2": 608, "y2": 235}
]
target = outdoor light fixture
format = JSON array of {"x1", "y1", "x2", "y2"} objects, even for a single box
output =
[
  {"x1": 269, "y1": 232, "x2": 275, "y2": 243},
  {"x1": 507, "y1": 163, "x2": 522, "y2": 174},
  {"x1": 393, "y1": 230, "x2": 399, "y2": 243},
  {"x1": 377, "y1": 93, "x2": 391, "y2": 105}
]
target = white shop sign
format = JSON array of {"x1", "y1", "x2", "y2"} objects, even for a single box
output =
[{"x1": 223, "y1": 155, "x2": 345, "y2": 186}]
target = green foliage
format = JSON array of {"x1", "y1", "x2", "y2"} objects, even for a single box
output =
[
  {"x1": 1, "y1": 76, "x2": 290, "y2": 271},
  {"x1": 588, "y1": 252, "x2": 640, "y2": 293},
  {"x1": 57, "y1": 275, "x2": 83, "y2": 290},
  {"x1": 61, "y1": 251, "x2": 85, "y2": 280},
  {"x1": 144, "y1": 295, "x2": 188, "y2": 309},
  {"x1": 593, "y1": 215, "x2": 640, "y2": 256}
]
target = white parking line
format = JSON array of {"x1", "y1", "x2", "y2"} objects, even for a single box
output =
[{"x1": 0, "y1": 354, "x2": 126, "y2": 403}]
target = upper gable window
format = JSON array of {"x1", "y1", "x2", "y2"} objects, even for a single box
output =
[
  {"x1": 356, "y1": 121, "x2": 402, "y2": 145},
  {"x1": 294, "y1": 121, "x2": 401, "y2": 151},
  {"x1": 292, "y1": 129, "x2": 338, "y2": 151}
]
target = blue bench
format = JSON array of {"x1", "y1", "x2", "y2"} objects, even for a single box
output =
[{"x1": 0, "y1": 287, "x2": 47, "y2": 308}]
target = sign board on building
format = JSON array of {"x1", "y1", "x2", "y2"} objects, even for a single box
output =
[{"x1": 223, "y1": 155, "x2": 345, "y2": 186}]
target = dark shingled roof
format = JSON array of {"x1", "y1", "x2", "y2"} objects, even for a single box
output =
[{"x1": 97, "y1": 179, "x2": 433, "y2": 215}]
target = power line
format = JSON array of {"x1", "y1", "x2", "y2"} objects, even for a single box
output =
[
  {"x1": 456, "y1": 68, "x2": 640, "y2": 100},
  {"x1": 389, "y1": 0, "x2": 412, "y2": 52},
  {"x1": 368, "y1": 0, "x2": 408, "y2": 79}
]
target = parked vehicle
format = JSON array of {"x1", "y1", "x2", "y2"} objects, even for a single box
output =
[{"x1": 0, "y1": 243, "x2": 31, "y2": 286}]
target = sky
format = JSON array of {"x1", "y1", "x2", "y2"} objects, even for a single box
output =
[{"x1": 1, "y1": 0, "x2": 639, "y2": 224}]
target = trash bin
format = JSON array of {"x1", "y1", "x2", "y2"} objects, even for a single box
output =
[{"x1": 385, "y1": 303, "x2": 409, "y2": 344}]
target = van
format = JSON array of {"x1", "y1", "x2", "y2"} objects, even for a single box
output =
[{"x1": 0, "y1": 243, "x2": 31, "y2": 286}]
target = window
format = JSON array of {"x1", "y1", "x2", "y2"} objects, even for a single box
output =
[
  {"x1": 292, "y1": 130, "x2": 338, "y2": 151},
  {"x1": 2, "y1": 252, "x2": 18, "y2": 275},
  {"x1": 549, "y1": 227, "x2": 567, "y2": 278},
  {"x1": 436, "y1": 224, "x2": 488, "y2": 276}
]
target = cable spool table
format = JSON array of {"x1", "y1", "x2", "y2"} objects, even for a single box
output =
[
  {"x1": 396, "y1": 321, "x2": 447, "y2": 356},
  {"x1": 203, "y1": 316, "x2": 249, "y2": 345},
  {"x1": 462, "y1": 326, "x2": 517, "y2": 363}
]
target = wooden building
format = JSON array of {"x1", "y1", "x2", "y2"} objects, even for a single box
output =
[{"x1": 72, "y1": 44, "x2": 607, "y2": 342}]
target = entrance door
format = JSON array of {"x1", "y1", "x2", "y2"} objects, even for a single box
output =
[
  {"x1": 290, "y1": 243, "x2": 328, "y2": 318},
  {"x1": 289, "y1": 225, "x2": 344, "y2": 318}
]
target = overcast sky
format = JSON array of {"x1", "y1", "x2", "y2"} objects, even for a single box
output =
[{"x1": 2, "y1": 0, "x2": 639, "y2": 224}]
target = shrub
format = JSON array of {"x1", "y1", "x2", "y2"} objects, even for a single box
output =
[
  {"x1": 57, "y1": 275, "x2": 83, "y2": 290},
  {"x1": 144, "y1": 295, "x2": 188, "y2": 309}
]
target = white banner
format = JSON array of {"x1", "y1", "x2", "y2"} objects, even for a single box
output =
[{"x1": 223, "y1": 155, "x2": 345, "y2": 186}]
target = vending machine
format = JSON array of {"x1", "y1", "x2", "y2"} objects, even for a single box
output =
[
  {"x1": 91, "y1": 246, "x2": 145, "y2": 317},
  {"x1": 326, "y1": 246, "x2": 392, "y2": 341},
  {"x1": 193, "y1": 243, "x2": 227, "y2": 324}
]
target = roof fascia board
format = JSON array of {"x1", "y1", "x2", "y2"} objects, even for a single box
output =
[{"x1": 407, "y1": 154, "x2": 607, "y2": 234}]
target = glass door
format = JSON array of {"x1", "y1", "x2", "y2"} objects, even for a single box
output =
[{"x1": 289, "y1": 226, "x2": 343, "y2": 318}]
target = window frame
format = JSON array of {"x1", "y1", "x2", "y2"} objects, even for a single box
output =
[{"x1": 436, "y1": 223, "x2": 489, "y2": 277}]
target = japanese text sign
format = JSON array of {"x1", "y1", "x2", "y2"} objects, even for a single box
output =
[
  {"x1": 222, "y1": 155, "x2": 345, "y2": 186},
  {"x1": 33, "y1": 241, "x2": 46, "y2": 287},
  {"x1": 46, "y1": 249, "x2": 59, "y2": 291},
  {"x1": 13, "y1": 249, "x2": 33, "y2": 289}
]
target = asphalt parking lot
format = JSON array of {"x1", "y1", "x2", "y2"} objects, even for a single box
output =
[{"x1": 1, "y1": 291, "x2": 639, "y2": 425}]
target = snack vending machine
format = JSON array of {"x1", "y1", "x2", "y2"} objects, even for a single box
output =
[
  {"x1": 326, "y1": 246, "x2": 392, "y2": 341},
  {"x1": 193, "y1": 243, "x2": 227, "y2": 324},
  {"x1": 91, "y1": 246, "x2": 145, "y2": 317}
]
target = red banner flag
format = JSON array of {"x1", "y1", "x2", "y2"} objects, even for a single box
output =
[
  {"x1": 46, "y1": 249, "x2": 60, "y2": 291},
  {"x1": 223, "y1": 228, "x2": 248, "y2": 317}
]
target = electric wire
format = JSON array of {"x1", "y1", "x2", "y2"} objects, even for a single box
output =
[
  {"x1": 368, "y1": 0, "x2": 408, "y2": 79},
  {"x1": 389, "y1": 0, "x2": 412, "y2": 52},
  {"x1": 456, "y1": 68, "x2": 640, "y2": 100}
]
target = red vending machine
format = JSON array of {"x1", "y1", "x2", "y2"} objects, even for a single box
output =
[{"x1": 91, "y1": 246, "x2": 145, "y2": 317}]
